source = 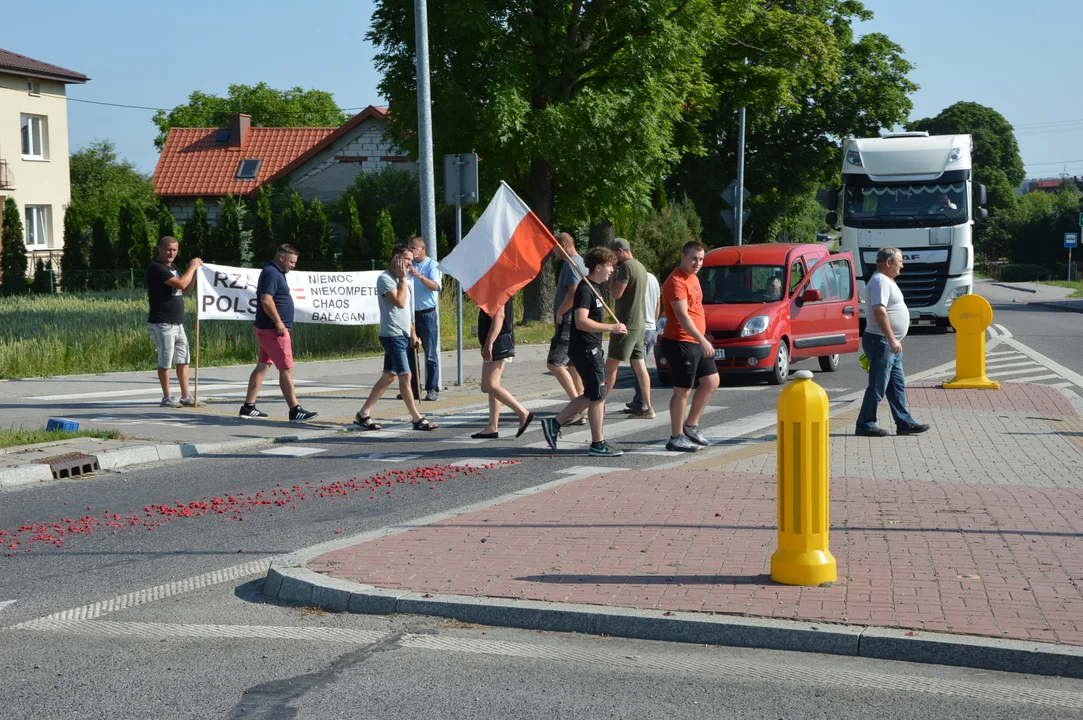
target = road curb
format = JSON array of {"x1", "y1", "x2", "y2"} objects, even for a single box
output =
[
  {"x1": 991, "y1": 282, "x2": 1038, "y2": 294},
  {"x1": 262, "y1": 562, "x2": 1083, "y2": 678},
  {"x1": 1030, "y1": 301, "x2": 1083, "y2": 314}
]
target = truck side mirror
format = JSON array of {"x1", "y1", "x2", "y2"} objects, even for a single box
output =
[
  {"x1": 826, "y1": 188, "x2": 839, "y2": 211},
  {"x1": 976, "y1": 208, "x2": 988, "y2": 221},
  {"x1": 976, "y1": 184, "x2": 987, "y2": 206},
  {"x1": 825, "y1": 211, "x2": 838, "y2": 228}
]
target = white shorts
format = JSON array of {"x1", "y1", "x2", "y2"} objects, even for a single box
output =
[{"x1": 147, "y1": 323, "x2": 190, "y2": 368}]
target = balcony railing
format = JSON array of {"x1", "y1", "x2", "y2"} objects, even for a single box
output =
[{"x1": 0, "y1": 159, "x2": 13, "y2": 189}]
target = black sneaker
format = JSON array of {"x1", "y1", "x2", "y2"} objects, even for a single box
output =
[
  {"x1": 239, "y1": 403, "x2": 268, "y2": 418},
  {"x1": 683, "y1": 424, "x2": 710, "y2": 446},
  {"x1": 897, "y1": 423, "x2": 930, "y2": 436},
  {"x1": 289, "y1": 406, "x2": 318, "y2": 423},
  {"x1": 588, "y1": 440, "x2": 623, "y2": 457},
  {"x1": 541, "y1": 418, "x2": 561, "y2": 451},
  {"x1": 855, "y1": 426, "x2": 889, "y2": 437}
]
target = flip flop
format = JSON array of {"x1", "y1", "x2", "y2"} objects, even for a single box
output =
[
  {"x1": 471, "y1": 431, "x2": 499, "y2": 439},
  {"x1": 516, "y1": 412, "x2": 536, "y2": 438}
]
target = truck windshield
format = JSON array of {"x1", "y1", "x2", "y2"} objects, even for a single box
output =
[
  {"x1": 843, "y1": 183, "x2": 968, "y2": 228},
  {"x1": 701, "y1": 265, "x2": 786, "y2": 304}
]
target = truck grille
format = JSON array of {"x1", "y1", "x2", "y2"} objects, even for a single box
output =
[{"x1": 861, "y1": 252, "x2": 951, "y2": 309}]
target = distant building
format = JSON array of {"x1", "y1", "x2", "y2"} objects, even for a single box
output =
[
  {"x1": 1020, "y1": 177, "x2": 1082, "y2": 194},
  {"x1": 152, "y1": 106, "x2": 414, "y2": 223},
  {"x1": 0, "y1": 47, "x2": 89, "y2": 271}
]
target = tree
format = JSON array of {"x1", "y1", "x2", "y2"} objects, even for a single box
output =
[
  {"x1": 669, "y1": 1, "x2": 916, "y2": 244},
  {"x1": 907, "y1": 101, "x2": 1025, "y2": 213},
  {"x1": 369, "y1": 0, "x2": 729, "y2": 320},
  {"x1": 214, "y1": 195, "x2": 245, "y2": 265},
  {"x1": 341, "y1": 201, "x2": 365, "y2": 268},
  {"x1": 374, "y1": 208, "x2": 396, "y2": 266},
  {"x1": 276, "y1": 191, "x2": 306, "y2": 252},
  {"x1": 338, "y1": 167, "x2": 421, "y2": 256},
  {"x1": 246, "y1": 186, "x2": 276, "y2": 263},
  {"x1": 69, "y1": 140, "x2": 156, "y2": 237},
  {"x1": 630, "y1": 196, "x2": 703, "y2": 279},
  {"x1": 88, "y1": 217, "x2": 114, "y2": 291},
  {"x1": 151, "y1": 82, "x2": 350, "y2": 150},
  {"x1": 155, "y1": 203, "x2": 179, "y2": 244},
  {"x1": 1, "y1": 197, "x2": 29, "y2": 295},
  {"x1": 182, "y1": 199, "x2": 210, "y2": 264},
  {"x1": 117, "y1": 199, "x2": 151, "y2": 270},
  {"x1": 301, "y1": 198, "x2": 331, "y2": 265},
  {"x1": 31, "y1": 260, "x2": 52, "y2": 294},
  {"x1": 61, "y1": 205, "x2": 89, "y2": 292}
]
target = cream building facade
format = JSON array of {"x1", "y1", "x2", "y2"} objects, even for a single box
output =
[{"x1": 0, "y1": 48, "x2": 88, "y2": 272}]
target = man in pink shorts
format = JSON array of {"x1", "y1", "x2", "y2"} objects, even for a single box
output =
[{"x1": 240, "y1": 244, "x2": 317, "y2": 422}]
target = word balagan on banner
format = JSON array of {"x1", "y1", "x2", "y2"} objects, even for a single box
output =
[{"x1": 196, "y1": 264, "x2": 385, "y2": 325}]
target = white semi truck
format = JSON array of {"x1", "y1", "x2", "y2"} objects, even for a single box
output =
[{"x1": 826, "y1": 132, "x2": 988, "y2": 329}]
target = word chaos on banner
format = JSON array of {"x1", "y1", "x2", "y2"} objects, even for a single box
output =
[{"x1": 197, "y1": 264, "x2": 384, "y2": 325}]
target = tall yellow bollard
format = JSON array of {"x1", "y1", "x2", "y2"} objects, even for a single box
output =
[
  {"x1": 771, "y1": 370, "x2": 836, "y2": 586},
  {"x1": 943, "y1": 294, "x2": 1000, "y2": 390}
]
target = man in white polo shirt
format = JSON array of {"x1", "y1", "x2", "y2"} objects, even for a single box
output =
[{"x1": 856, "y1": 246, "x2": 929, "y2": 437}]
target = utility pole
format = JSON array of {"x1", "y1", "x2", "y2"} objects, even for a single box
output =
[{"x1": 414, "y1": 0, "x2": 437, "y2": 260}]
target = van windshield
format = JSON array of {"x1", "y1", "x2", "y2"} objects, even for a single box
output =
[
  {"x1": 701, "y1": 265, "x2": 786, "y2": 304},
  {"x1": 843, "y1": 182, "x2": 968, "y2": 228}
]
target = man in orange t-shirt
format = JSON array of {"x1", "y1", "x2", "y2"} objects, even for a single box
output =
[{"x1": 659, "y1": 241, "x2": 719, "y2": 452}]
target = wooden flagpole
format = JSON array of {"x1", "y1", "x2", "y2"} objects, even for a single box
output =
[{"x1": 550, "y1": 237, "x2": 620, "y2": 324}]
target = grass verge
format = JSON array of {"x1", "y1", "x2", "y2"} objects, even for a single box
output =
[
  {"x1": 1038, "y1": 280, "x2": 1083, "y2": 298},
  {"x1": 0, "y1": 284, "x2": 554, "y2": 378},
  {"x1": 0, "y1": 427, "x2": 123, "y2": 449}
]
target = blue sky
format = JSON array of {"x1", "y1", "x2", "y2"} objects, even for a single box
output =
[{"x1": 6, "y1": 0, "x2": 1082, "y2": 179}]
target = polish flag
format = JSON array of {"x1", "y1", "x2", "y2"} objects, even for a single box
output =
[{"x1": 439, "y1": 181, "x2": 556, "y2": 316}]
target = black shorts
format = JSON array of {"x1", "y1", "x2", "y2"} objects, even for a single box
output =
[
  {"x1": 490, "y1": 333, "x2": 515, "y2": 362},
  {"x1": 546, "y1": 315, "x2": 572, "y2": 367},
  {"x1": 571, "y1": 346, "x2": 606, "y2": 401},
  {"x1": 660, "y1": 337, "x2": 718, "y2": 389}
]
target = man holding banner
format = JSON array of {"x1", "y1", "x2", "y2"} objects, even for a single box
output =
[{"x1": 239, "y1": 244, "x2": 318, "y2": 422}]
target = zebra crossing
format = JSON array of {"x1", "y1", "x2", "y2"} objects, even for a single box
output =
[{"x1": 918, "y1": 327, "x2": 1083, "y2": 392}]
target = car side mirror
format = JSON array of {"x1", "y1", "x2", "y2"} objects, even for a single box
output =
[
  {"x1": 825, "y1": 211, "x2": 838, "y2": 228},
  {"x1": 797, "y1": 288, "x2": 821, "y2": 306}
]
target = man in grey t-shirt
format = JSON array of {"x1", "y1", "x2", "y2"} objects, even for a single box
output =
[
  {"x1": 546, "y1": 232, "x2": 587, "y2": 408},
  {"x1": 856, "y1": 246, "x2": 929, "y2": 437},
  {"x1": 354, "y1": 244, "x2": 438, "y2": 432}
]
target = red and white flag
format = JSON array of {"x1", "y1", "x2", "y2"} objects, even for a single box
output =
[{"x1": 439, "y1": 181, "x2": 555, "y2": 316}]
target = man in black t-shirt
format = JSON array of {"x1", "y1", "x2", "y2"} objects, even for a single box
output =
[
  {"x1": 146, "y1": 236, "x2": 201, "y2": 408},
  {"x1": 541, "y1": 247, "x2": 628, "y2": 457}
]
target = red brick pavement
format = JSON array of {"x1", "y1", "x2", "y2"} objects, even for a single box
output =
[
  {"x1": 906, "y1": 382, "x2": 1076, "y2": 415},
  {"x1": 311, "y1": 466, "x2": 1083, "y2": 646}
]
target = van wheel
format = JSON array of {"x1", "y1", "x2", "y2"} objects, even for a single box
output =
[
  {"x1": 818, "y1": 354, "x2": 840, "y2": 372},
  {"x1": 768, "y1": 340, "x2": 789, "y2": 385}
]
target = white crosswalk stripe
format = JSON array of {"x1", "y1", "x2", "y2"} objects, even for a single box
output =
[{"x1": 935, "y1": 332, "x2": 1076, "y2": 392}]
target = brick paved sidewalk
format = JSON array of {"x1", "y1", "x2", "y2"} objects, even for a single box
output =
[{"x1": 309, "y1": 382, "x2": 1083, "y2": 647}]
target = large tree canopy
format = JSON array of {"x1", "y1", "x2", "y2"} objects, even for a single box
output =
[
  {"x1": 668, "y1": 0, "x2": 916, "y2": 244},
  {"x1": 152, "y1": 82, "x2": 350, "y2": 150},
  {"x1": 369, "y1": 0, "x2": 737, "y2": 318},
  {"x1": 907, "y1": 101, "x2": 1025, "y2": 213},
  {"x1": 69, "y1": 140, "x2": 156, "y2": 235}
]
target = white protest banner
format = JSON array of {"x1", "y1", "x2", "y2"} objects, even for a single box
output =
[{"x1": 196, "y1": 263, "x2": 385, "y2": 325}]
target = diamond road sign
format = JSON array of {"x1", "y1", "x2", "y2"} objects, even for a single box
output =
[
  {"x1": 720, "y1": 179, "x2": 751, "y2": 208},
  {"x1": 1066, "y1": 232, "x2": 1079, "y2": 249}
]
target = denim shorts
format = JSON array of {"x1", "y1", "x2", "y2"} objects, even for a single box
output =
[{"x1": 380, "y1": 334, "x2": 412, "y2": 376}]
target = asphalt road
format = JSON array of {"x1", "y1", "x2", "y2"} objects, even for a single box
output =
[{"x1": 2, "y1": 296, "x2": 1081, "y2": 717}]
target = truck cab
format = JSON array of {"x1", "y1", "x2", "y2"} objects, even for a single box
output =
[
  {"x1": 827, "y1": 132, "x2": 987, "y2": 329},
  {"x1": 655, "y1": 243, "x2": 860, "y2": 385}
]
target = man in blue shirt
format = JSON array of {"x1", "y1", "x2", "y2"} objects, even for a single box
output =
[
  {"x1": 407, "y1": 236, "x2": 443, "y2": 401},
  {"x1": 239, "y1": 244, "x2": 317, "y2": 422}
]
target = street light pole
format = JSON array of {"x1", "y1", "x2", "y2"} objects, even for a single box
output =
[
  {"x1": 414, "y1": 0, "x2": 437, "y2": 260},
  {"x1": 735, "y1": 57, "x2": 748, "y2": 247}
]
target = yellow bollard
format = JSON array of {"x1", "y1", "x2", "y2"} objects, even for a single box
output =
[
  {"x1": 770, "y1": 369, "x2": 837, "y2": 586},
  {"x1": 942, "y1": 294, "x2": 1000, "y2": 390}
]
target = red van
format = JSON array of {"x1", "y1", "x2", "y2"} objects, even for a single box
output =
[{"x1": 655, "y1": 243, "x2": 860, "y2": 385}]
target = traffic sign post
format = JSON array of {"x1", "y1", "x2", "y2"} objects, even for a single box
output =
[
  {"x1": 720, "y1": 179, "x2": 751, "y2": 242},
  {"x1": 444, "y1": 153, "x2": 479, "y2": 387},
  {"x1": 1066, "y1": 232, "x2": 1078, "y2": 283}
]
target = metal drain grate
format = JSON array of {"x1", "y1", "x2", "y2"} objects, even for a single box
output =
[{"x1": 32, "y1": 452, "x2": 100, "y2": 480}]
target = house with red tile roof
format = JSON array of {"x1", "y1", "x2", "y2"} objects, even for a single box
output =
[
  {"x1": 152, "y1": 105, "x2": 415, "y2": 222},
  {"x1": 0, "y1": 48, "x2": 89, "y2": 274}
]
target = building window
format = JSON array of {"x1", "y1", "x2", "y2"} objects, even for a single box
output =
[
  {"x1": 21, "y1": 115, "x2": 46, "y2": 159},
  {"x1": 27, "y1": 78, "x2": 40, "y2": 95},
  {"x1": 25, "y1": 206, "x2": 49, "y2": 247},
  {"x1": 235, "y1": 158, "x2": 262, "y2": 180}
]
